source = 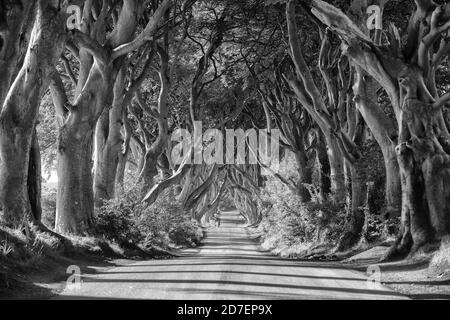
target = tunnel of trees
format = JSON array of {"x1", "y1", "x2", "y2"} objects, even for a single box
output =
[{"x1": 1, "y1": 0, "x2": 450, "y2": 263}]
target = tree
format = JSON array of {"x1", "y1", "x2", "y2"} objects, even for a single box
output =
[
  {"x1": 51, "y1": 0, "x2": 172, "y2": 234},
  {"x1": 284, "y1": 0, "x2": 347, "y2": 204},
  {"x1": 311, "y1": 0, "x2": 450, "y2": 258},
  {"x1": 0, "y1": 0, "x2": 67, "y2": 228}
]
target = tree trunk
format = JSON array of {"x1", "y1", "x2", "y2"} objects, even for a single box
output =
[
  {"x1": 293, "y1": 148, "x2": 312, "y2": 202},
  {"x1": 316, "y1": 131, "x2": 331, "y2": 200},
  {"x1": 310, "y1": 0, "x2": 450, "y2": 259},
  {"x1": 53, "y1": 0, "x2": 170, "y2": 234},
  {"x1": 386, "y1": 73, "x2": 450, "y2": 259},
  {"x1": 140, "y1": 152, "x2": 161, "y2": 190},
  {"x1": 0, "y1": 1, "x2": 35, "y2": 106},
  {"x1": 177, "y1": 167, "x2": 194, "y2": 203},
  {"x1": 0, "y1": 1, "x2": 66, "y2": 227},
  {"x1": 353, "y1": 66, "x2": 401, "y2": 218},
  {"x1": 0, "y1": 121, "x2": 35, "y2": 226},
  {"x1": 336, "y1": 162, "x2": 367, "y2": 251},
  {"x1": 93, "y1": 72, "x2": 126, "y2": 205},
  {"x1": 383, "y1": 145, "x2": 402, "y2": 218},
  {"x1": 55, "y1": 126, "x2": 95, "y2": 234},
  {"x1": 115, "y1": 139, "x2": 130, "y2": 196},
  {"x1": 55, "y1": 60, "x2": 113, "y2": 234},
  {"x1": 326, "y1": 136, "x2": 346, "y2": 203},
  {"x1": 92, "y1": 0, "x2": 144, "y2": 203},
  {"x1": 285, "y1": 1, "x2": 345, "y2": 203},
  {"x1": 28, "y1": 129, "x2": 42, "y2": 221},
  {"x1": 138, "y1": 46, "x2": 170, "y2": 191}
]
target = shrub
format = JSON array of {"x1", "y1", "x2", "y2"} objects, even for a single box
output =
[
  {"x1": 257, "y1": 190, "x2": 346, "y2": 255},
  {"x1": 41, "y1": 185, "x2": 57, "y2": 229},
  {"x1": 256, "y1": 153, "x2": 346, "y2": 256},
  {"x1": 96, "y1": 198, "x2": 143, "y2": 246},
  {"x1": 96, "y1": 184, "x2": 202, "y2": 249},
  {"x1": 168, "y1": 221, "x2": 203, "y2": 247},
  {"x1": 138, "y1": 189, "x2": 203, "y2": 249}
]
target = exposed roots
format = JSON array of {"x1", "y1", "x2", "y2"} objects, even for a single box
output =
[{"x1": 29, "y1": 220, "x2": 74, "y2": 254}]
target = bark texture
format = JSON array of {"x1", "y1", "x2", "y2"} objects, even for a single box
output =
[
  {"x1": 311, "y1": 0, "x2": 450, "y2": 258},
  {"x1": 0, "y1": 0, "x2": 67, "y2": 227}
]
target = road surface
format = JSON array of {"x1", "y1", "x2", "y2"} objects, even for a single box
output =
[{"x1": 57, "y1": 210, "x2": 406, "y2": 299}]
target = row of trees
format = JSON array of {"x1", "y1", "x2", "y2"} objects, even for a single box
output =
[
  {"x1": 0, "y1": 0, "x2": 273, "y2": 234},
  {"x1": 307, "y1": 0, "x2": 450, "y2": 258},
  {"x1": 1, "y1": 0, "x2": 449, "y2": 261}
]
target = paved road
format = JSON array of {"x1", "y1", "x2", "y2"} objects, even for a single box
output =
[{"x1": 57, "y1": 210, "x2": 406, "y2": 299}]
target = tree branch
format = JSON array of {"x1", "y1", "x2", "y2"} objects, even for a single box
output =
[
  {"x1": 111, "y1": 0, "x2": 172, "y2": 59},
  {"x1": 71, "y1": 29, "x2": 109, "y2": 64}
]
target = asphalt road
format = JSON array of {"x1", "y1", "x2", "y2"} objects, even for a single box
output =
[{"x1": 57, "y1": 210, "x2": 406, "y2": 299}]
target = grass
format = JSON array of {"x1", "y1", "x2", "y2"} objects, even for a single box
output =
[
  {"x1": 429, "y1": 236, "x2": 450, "y2": 278},
  {"x1": 0, "y1": 225, "x2": 175, "y2": 299},
  {"x1": 0, "y1": 239, "x2": 13, "y2": 257}
]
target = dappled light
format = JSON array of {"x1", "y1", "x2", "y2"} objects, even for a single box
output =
[{"x1": 0, "y1": 0, "x2": 449, "y2": 300}]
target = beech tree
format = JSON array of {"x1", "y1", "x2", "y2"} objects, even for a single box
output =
[
  {"x1": 4, "y1": 0, "x2": 450, "y2": 267},
  {"x1": 50, "y1": 0, "x2": 172, "y2": 234},
  {"x1": 0, "y1": 0, "x2": 68, "y2": 229},
  {"x1": 284, "y1": 1, "x2": 346, "y2": 204},
  {"x1": 311, "y1": 0, "x2": 450, "y2": 258}
]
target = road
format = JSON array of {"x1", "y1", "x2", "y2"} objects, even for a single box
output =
[{"x1": 57, "y1": 210, "x2": 406, "y2": 299}]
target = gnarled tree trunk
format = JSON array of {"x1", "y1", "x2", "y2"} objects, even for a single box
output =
[
  {"x1": 54, "y1": 0, "x2": 171, "y2": 234},
  {"x1": 315, "y1": 130, "x2": 331, "y2": 200},
  {"x1": 56, "y1": 125, "x2": 96, "y2": 234},
  {"x1": 0, "y1": 0, "x2": 66, "y2": 227},
  {"x1": 138, "y1": 45, "x2": 170, "y2": 190},
  {"x1": 93, "y1": 67, "x2": 127, "y2": 205},
  {"x1": 28, "y1": 129, "x2": 42, "y2": 221},
  {"x1": 311, "y1": 0, "x2": 450, "y2": 258}
]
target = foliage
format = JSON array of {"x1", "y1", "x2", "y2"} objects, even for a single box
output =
[
  {"x1": 138, "y1": 189, "x2": 203, "y2": 249},
  {"x1": 256, "y1": 154, "x2": 346, "y2": 257},
  {"x1": 41, "y1": 185, "x2": 57, "y2": 230},
  {"x1": 257, "y1": 185, "x2": 346, "y2": 257},
  {"x1": 37, "y1": 92, "x2": 58, "y2": 178},
  {"x1": 96, "y1": 185, "x2": 202, "y2": 249},
  {"x1": 96, "y1": 195, "x2": 144, "y2": 246}
]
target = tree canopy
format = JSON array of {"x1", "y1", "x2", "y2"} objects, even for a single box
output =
[{"x1": 1, "y1": 0, "x2": 450, "y2": 263}]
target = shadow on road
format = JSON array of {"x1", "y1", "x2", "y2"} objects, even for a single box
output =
[{"x1": 56, "y1": 210, "x2": 408, "y2": 300}]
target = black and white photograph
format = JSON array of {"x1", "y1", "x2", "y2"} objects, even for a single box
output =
[{"x1": 0, "y1": 0, "x2": 449, "y2": 304}]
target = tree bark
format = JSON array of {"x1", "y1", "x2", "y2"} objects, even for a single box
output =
[
  {"x1": 55, "y1": 59, "x2": 113, "y2": 234},
  {"x1": 311, "y1": 0, "x2": 450, "y2": 258},
  {"x1": 316, "y1": 131, "x2": 331, "y2": 200},
  {"x1": 327, "y1": 137, "x2": 346, "y2": 202},
  {"x1": 290, "y1": 151, "x2": 310, "y2": 201},
  {"x1": 285, "y1": 0, "x2": 346, "y2": 203},
  {"x1": 55, "y1": 128, "x2": 95, "y2": 234},
  {"x1": 93, "y1": 67, "x2": 127, "y2": 205},
  {"x1": 92, "y1": 0, "x2": 148, "y2": 204},
  {"x1": 0, "y1": 1, "x2": 35, "y2": 106},
  {"x1": 55, "y1": 0, "x2": 170, "y2": 234},
  {"x1": 28, "y1": 129, "x2": 42, "y2": 221},
  {"x1": 0, "y1": 0, "x2": 66, "y2": 227},
  {"x1": 353, "y1": 66, "x2": 401, "y2": 218},
  {"x1": 336, "y1": 161, "x2": 367, "y2": 250},
  {"x1": 138, "y1": 45, "x2": 170, "y2": 190}
]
